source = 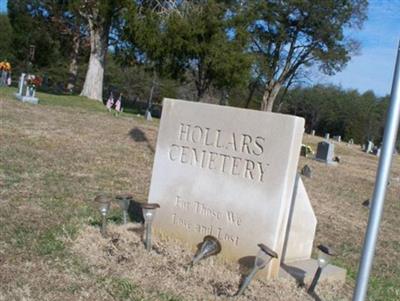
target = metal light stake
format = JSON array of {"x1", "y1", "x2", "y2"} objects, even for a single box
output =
[
  {"x1": 141, "y1": 203, "x2": 160, "y2": 251},
  {"x1": 95, "y1": 195, "x2": 111, "y2": 237},
  {"x1": 308, "y1": 244, "x2": 334, "y2": 294},
  {"x1": 190, "y1": 235, "x2": 221, "y2": 267},
  {"x1": 235, "y1": 243, "x2": 278, "y2": 296},
  {"x1": 116, "y1": 194, "x2": 133, "y2": 224}
]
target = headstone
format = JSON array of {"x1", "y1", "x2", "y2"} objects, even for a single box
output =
[
  {"x1": 324, "y1": 133, "x2": 330, "y2": 140},
  {"x1": 17, "y1": 73, "x2": 26, "y2": 95},
  {"x1": 333, "y1": 135, "x2": 341, "y2": 142},
  {"x1": 348, "y1": 138, "x2": 354, "y2": 146},
  {"x1": 300, "y1": 165, "x2": 312, "y2": 178},
  {"x1": 364, "y1": 141, "x2": 374, "y2": 153},
  {"x1": 311, "y1": 130, "x2": 315, "y2": 136},
  {"x1": 15, "y1": 73, "x2": 39, "y2": 105},
  {"x1": 148, "y1": 98, "x2": 308, "y2": 278},
  {"x1": 0, "y1": 70, "x2": 6, "y2": 86},
  {"x1": 315, "y1": 141, "x2": 336, "y2": 165}
]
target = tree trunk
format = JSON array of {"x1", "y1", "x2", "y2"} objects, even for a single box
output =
[
  {"x1": 67, "y1": 32, "x2": 80, "y2": 93},
  {"x1": 80, "y1": 18, "x2": 110, "y2": 101},
  {"x1": 196, "y1": 84, "x2": 207, "y2": 102},
  {"x1": 245, "y1": 81, "x2": 257, "y2": 108},
  {"x1": 261, "y1": 82, "x2": 282, "y2": 112}
]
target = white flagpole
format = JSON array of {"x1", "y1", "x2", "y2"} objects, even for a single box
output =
[{"x1": 352, "y1": 41, "x2": 400, "y2": 301}]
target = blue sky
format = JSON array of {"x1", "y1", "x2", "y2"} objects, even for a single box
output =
[
  {"x1": 1, "y1": 0, "x2": 399, "y2": 96},
  {"x1": 319, "y1": 0, "x2": 400, "y2": 96}
]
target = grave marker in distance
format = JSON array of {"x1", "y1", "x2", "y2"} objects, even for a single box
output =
[{"x1": 315, "y1": 141, "x2": 336, "y2": 165}]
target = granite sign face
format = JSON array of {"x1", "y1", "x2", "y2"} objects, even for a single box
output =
[{"x1": 148, "y1": 98, "x2": 306, "y2": 278}]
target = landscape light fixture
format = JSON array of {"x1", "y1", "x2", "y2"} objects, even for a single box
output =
[
  {"x1": 116, "y1": 194, "x2": 133, "y2": 224},
  {"x1": 190, "y1": 235, "x2": 221, "y2": 267},
  {"x1": 141, "y1": 203, "x2": 160, "y2": 251},
  {"x1": 95, "y1": 195, "x2": 111, "y2": 237},
  {"x1": 235, "y1": 243, "x2": 278, "y2": 296},
  {"x1": 307, "y1": 244, "x2": 335, "y2": 294}
]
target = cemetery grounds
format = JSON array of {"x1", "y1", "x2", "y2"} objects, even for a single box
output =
[{"x1": 0, "y1": 87, "x2": 399, "y2": 300}]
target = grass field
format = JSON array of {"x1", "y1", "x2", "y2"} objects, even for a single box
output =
[{"x1": 0, "y1": 87, "x2": 399, "y2": 300}]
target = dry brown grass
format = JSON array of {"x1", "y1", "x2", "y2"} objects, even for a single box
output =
[
  {"x1": 71, "y1": 223, "x2": 349, "y2": 301},
  {"x1": 0, "y1": 90, "x2": 399, "y2": 300}
]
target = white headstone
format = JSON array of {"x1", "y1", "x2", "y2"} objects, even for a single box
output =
[
  {"x1": 311, "y1": 130, "x2": 315, "y2": 136},
  {"x1": 18, "y1": 73, "x2": 26, "y2": 95},
  {"x1": 324, "y1": 133, "x2": 330, "y2": 140},
  {"x1": 365, "y1": 141, "x2": 374, "y2": 153},
  {"x1": 333, "y1": 135, "x2": 341, "y2": 142},
  {"x1": 148, "y1": 98, "x2": 306, "y2": 278}
]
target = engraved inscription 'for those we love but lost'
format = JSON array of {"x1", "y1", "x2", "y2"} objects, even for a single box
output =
[{"x1": 148, "y1": 98, "x2": 305, "y2": 278}]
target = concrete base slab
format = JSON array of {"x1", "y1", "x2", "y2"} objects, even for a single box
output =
[
  {"x1": 16, "y1": 94, "x2": 39, "y2": 104},
  {"x1": 279, "y1": 259, "x2": 346, "y2": 285}
]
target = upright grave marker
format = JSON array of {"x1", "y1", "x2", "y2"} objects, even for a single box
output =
[
  {"x1": 148, "y1": 98, "x2": 307, "y2": 278},
  {"x1": 315, "y1": 141, "x2": 336, "y2": 165},
  {"x1": 364, "y1": 140, "x2": 374, "y2": 153},
  {"x1": 15, "y1": 73, "x2": 39, "y2": 104}
]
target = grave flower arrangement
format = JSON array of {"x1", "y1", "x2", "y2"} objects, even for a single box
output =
[
  {"x1": 26, "y1": 75, "x2": 42, "y2": 88},
  {"x1": 26, "y1": 75, "x2": 42, "y2": 97},
  {"x1": 302, "y1": 144, "x2": 314, "y2": 155},
  {"x1": 0, "y1": 61, "x2": 11, "y2": 72}
]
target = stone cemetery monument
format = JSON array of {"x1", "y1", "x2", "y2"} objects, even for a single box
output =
[
  {"x1": 311, "y1": 130, "x2": 315, "y2": 136},
  {"x1": 324, "y1": 133, "x2": 330, "y2": 140},
  {"x1": 315, "y1": 141, "x2": 336, "y2": 165},
  {"x1": 364, "y1": 140, "x2": 374, "y2": 153},
  {"x1": 147, "y1": 98, "x2": 322, "y2": 279},
  {"x1": 15, "y1": 73, "x2": 39, "y2": 104}
]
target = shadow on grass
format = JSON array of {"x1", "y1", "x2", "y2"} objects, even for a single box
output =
[
  {"x1": 280, "y1": 262, "x2": 306, "y2": 287},
  {"x1": 129, "y1": 127, "x2": 155, "y2": 153},
  {"x1": 90, "y1": 198, "x2": 144, "y2": 227}
]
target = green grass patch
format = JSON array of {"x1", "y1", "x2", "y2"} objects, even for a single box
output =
[
  {"x1": 36, "y1": 227, "x2": 66, "y2": 256},
  {"x1": 368, "y1": 274, "x2": 400, "y2": 301},
  {"x1": 157, "y1": 293, "x2": 185, "y2": 301},
  {"x1": 100, "y1": 277, "x2": 143, "y2": 301},
  {"x1": 12, "y1": 224, "x2": 37, "y2": 250}
]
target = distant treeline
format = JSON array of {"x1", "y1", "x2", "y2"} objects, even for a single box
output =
[{"x1": 278, "y1": 85, "x2": 394, "y2": 147}]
